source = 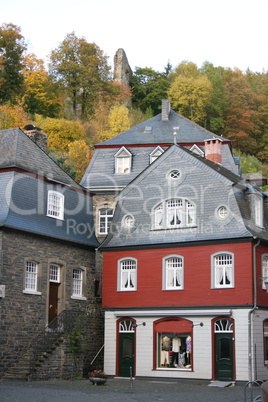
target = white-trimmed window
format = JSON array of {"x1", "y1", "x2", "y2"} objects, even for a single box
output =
[
  {"x1": 153, "y1": 198, "x2": 196, "y2": 229},
  {"x1": 115, "y1": 147, "x2": 132, "y2": 174},
  {"x1": 212, "y1": 252, "x2": 234, "y2": 288},
  {"x1": 47, "y1": 191, "x2": 64, "y2": 220},
  {"x1": 24, "y1": 261, "x2": 38, "y2": 292},
  {"x1": 49, "y1": 264, "x2": 60, "y2": 283},
  {"x1": 163, "y1": 256, "x2": 184, "y2": 290},
  {"x1": 99, "y1": 208, "x2": 114, "y2": 235},
  {"x1": 254, "y1": 195, "x2": 263, "y2": 227},
  {"x1": 150, "y1": 146, "x2": 164, "y2": 163},
  {"x1": 118, "y1": 258, "x2": 137, "y2": 291},
  {"x1": 262, "y1": 255, "x2": 268, "y2": 290}
]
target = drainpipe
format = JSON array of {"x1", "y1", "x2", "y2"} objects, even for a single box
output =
[{"x1": 248, "y1": 238, "x2": 260, "y2": 382}]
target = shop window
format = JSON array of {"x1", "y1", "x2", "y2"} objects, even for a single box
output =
[
  {"x1": 264, "y1": 320, "x2": 268, "y2": 364},
  {"x1": 118, "y1": 258, "x2": 137, "y2": 291},
  {"x1": 153, "y1": 198, "x2": 196, "y2": 229},
  {"x1": 154, "y1": 318, "x2": 193, "y2": 371},
  {"x1": 212, "y1": 252, "x2": 234, "y2": 288},
  {"x1": 163, "y1": 255, "x2": 184, "y2": 290}
]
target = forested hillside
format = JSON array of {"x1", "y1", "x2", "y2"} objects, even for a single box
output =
[{"x1": 0, "y1": 23, "x2": 267, "y2": 184}]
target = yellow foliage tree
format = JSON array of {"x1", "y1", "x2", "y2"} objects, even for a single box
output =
[
  {"x1": 100, "y1": 104, "x2": 131, "y2": 141},
  {"x1": 34, "y1": 116, "x2": 86, "y2": 150},
  {"x1": 0, "y1": 104, "x2": 29, "y2": 129},
  {"x1": 67, "y1": 140, "x2": 93, "y2": 182}
]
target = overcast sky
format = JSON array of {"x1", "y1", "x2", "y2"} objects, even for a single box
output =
[{"x1": 2, "y1": 0, "x2": 268, "y2": 73}]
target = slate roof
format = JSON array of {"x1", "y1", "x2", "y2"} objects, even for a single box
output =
[
  {"x1": 101, "y1": 145, "x2": 268, "y2": 249},
  {"x1": 95, "y1": 110, "x2": 229, "y2": 147},
  {"x1": 0, "y1": 128, "x2": 81, "y2": 189},
  {"x1": 0, "y1": 128, "x2": 98, "y2": 247}
]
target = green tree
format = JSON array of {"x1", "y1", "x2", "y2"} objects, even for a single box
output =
[
  {"x1": 131, "y1": 67, "x2": 170, "y2": 115},
  {"x1": 49, "y1": 32, "x2": 111, "y2": 119},
  {"x1": 0, "y1": 23, "x2": 26, "y2": 104},
  {"x1": 22, "y1": 54, "x2": 62, "y2": 118}
]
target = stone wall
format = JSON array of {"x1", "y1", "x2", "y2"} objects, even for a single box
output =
[{"x1": 0, "y1": 228, "x2": 103, "y2": 379}]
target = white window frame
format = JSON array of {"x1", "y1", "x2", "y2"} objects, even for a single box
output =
[
  {"x1": 254, "y1": 195, "x2": 263, "y2": 227},
  {"x1": 71, "y1": 268, "x2": 86, "y2": 300},
  {"x1": 23, "y1": 261, "x2": 41, "y2": 294},
  {"x1": 114, "y1": 147, "x2": 132, "y2": 174},
  {"x1": 150, "y1": 146, "x2": 164, "y2": 163},
  {"x1": 262, "y1": 255, "x2": 268, "y2": 290},
  {"x1": 98, "y1": 208, "x2": 114, "y2": 235},
  {"x1": 47, "y1": 190, "x2": 64, "y2": 220},
  {"x1": 264, "y1": 320, "x2": 268, "y2": 364},
  {"x1": 163, "y1": 255, "x2": 184, "y2": 290},
  {"x1": 49, "y1": 263, "x2": 60, "y2": 283},
  {"x1": 153, "y1": 198, "x2": 196, "y2": 229},
  {"x1": 211, "y1": 252, "x2": 234, "y2": 289},
  {"x1": 118, "y1": 258, "x2": 137, "y2": 291}
]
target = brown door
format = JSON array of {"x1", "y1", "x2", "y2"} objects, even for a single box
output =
[{"x1": 49, "y1": 282, "x2": 59, "y2": 323}]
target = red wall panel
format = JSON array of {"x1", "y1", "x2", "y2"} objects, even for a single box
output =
[{"x1": 102, "y1": 242, "x2": 255, "y2": 308}]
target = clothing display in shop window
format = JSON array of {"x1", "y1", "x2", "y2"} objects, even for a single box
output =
[
  {"x1": 171, "y1": 336, "x2": 181, "y2": 366},
  {"x1": 161, "y1": 336, "x2": 171, "y2": 366}
]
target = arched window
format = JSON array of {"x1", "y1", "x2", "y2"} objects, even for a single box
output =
[
  {"x1": 211, "y1": 252, "x2": 234, "y2": 288},
  {"x1": 163, "y1": 255, "x2": 184, "y2": 290},
  {"x1": 153, "y1": 198, "x2": 196, "y2": 229},
  {"x1": 118, "y1": 258, "x2": 137, "y2": 291}
]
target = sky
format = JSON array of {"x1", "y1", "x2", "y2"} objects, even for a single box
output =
[{"x1": 1, "y1": 0, "x2": 268, "y2": 74}]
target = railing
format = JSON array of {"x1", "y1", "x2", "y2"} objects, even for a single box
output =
[{"x1": 29, "y1": 310, "x2": 85, "y2": 379}]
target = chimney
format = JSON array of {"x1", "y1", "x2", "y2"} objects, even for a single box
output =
[
  {"x1": 162, "y1": 99, "x2": 170, "y2": 121},
  {"x1": 23, "y1": 125, "x2": 47, "y2": 152},
  {"x1": 204, "y1": 138, "x2": 222, "y2": 164}
]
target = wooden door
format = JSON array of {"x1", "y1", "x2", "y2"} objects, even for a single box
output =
[
  {"x1": 49, "y1": 282, "x2": 59, "y2": 323},
  {"x1": 215, "y1": 332, "x2": 233, "y2": 381},
  {"x1": 119, "y1": 332, "x2": 134, "y2": 377}
]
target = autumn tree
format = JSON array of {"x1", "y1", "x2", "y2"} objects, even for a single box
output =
[
  {"x1": 100, "y1": 104, "x2": 131, "y2": 141},
  {"x1": 0, "y1": 23, "x2": 26, "y2": 104},
  {"x1": 67, "y1": 140, "x2": 92, "y2": 182},
  {"x1": 49, "y1": 32, "x2": 111, "y2": 119},
  {"x1": 0, "y1": 104, "x2": 29, "y2": 129},
  {"x1": 22, "y1": 54, "x2": 62, "y2": 118},
  {"x1": 34, "y1": 116, "x2": 86, "y2": 150}
]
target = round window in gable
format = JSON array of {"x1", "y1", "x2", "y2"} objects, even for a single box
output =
[
  {"x1": 168, "y1": 169, "x2": 181, "y2": 180},
  {"x1": 124, "y1": 215, "x2": 134, "y2": 228},
  {"x1": 217, "y1": 206, "x2": 229, "y2": 220}
]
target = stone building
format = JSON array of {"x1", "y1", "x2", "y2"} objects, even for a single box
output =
[{"x1": 0, "y1": 128, "x2": 102, "y2": 380}]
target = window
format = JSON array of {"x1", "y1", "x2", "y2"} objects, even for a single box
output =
[
  {"x1": 99, "y1": 208, "x2": 114, "y2": 235},
  {"x1": 24, "y1": 261, "x2": 38, "y2": 292},
  {"x1": 264, "y1": 320, "x2": 268, "y2": 364},
  {"x1": 123, "y1": 214, "x2": 134, "y2": 228},
  {"x1": 262, "y1": 255, "x2": 268, "y2": 290},
  {"x1": 47, "y1": 191, "x2": 64, "y2": 220},
  {"x1": 163, "y1": 256, "x2": 184, "y2": 290},
  {"x1": 114, "y1": 147, "x2": 132, "y2": 174},
  {"x1": 168, "y1": 170, "x2": 181, "y2": 180},
  {"x1": 150, "y1": 146, "x2": 164, "y2": 163},
  {"x1": 118, "y1": 258, "x2": 137, "y2": 291},
  {"x1": 49, "y1": 264, "x2": 60, "y2": 283},
  {"x1": 212, "y1": 252, "x2": 234, "y2": 288},
  {"x1": 217, "y1": 206, "x2": 229, "y2": 220},
  {"x1": 254, "y1": 195, "x2": 263, "y2": 227},
  {"x1": 190, "y1": 144, "x2": 204, "y2": 157},
  {"x1": 153, "y1": 198, "x2": 196, "y2": 229},
  {"x1": 72, "y1": 269, "x2": 83, "y2": 297}
]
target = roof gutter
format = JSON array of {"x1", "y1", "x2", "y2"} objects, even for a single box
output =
[{"x1": 248, "y1": 238, "x2": 260, "y2": 382}]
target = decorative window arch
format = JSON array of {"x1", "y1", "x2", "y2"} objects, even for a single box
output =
[
  {"x1": 118, "y1": 258, "x2": 137, "y2": 291},
  {"x1": 150, "y1": 146, "x2": 164, "y2": 163},
  {"x1": 153, "y1": 198, "x2": 196, "y2": 229},
  {"x1": 163, "y1": 255, "x2": 184, "y2": 290},
  {"x1": 214, "y1": 317, "x2": 233, "y2": 333},
  {"x1": 211, "y1": 252, "x2": 234, "y2": 288},
  {"x1": 114, "y1": 147, "x2": 132, "y2": 174}
]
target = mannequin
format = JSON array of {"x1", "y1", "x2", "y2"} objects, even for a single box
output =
[
  {"x1": 161, "y1": 335, "x2": 171, "y2": 366},
  {"x1": 186, "y1": 335, "x2": 192, "y2": 365},
  {"x1": 172, "y1": 335, "x2": 181, "y2": 366}
]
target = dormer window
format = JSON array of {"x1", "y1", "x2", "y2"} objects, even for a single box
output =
[
  {"x1": 190, "y1": 144, "x2": 204, "y2": 157},
  {"x1": 115, "y1": 147, "x2": 132, "y2": 174},
  {"x1": 47, "y1": 190, "x2": 64, "y2": 220},
  {"x1": 254, "y1": 195, "x2": 263, "y2": 227},
  {"x1": 153, "y1": 198, "x2": 196, "y2": 229},
  {"x1": 150, "y1": 146, "x2": 164, "y2": 164}
]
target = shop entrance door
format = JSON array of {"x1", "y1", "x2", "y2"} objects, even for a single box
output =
[
  {"x1": 118, "y1": 319, "x2": 135, "y2": 377},
  {"x1": 214, "y1": 318, "x2": 234, "y2": 381}
]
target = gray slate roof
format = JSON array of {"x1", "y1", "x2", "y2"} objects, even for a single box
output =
[
  {"x1": 0, "y1": 128, "x2": 98, "y2": 247},
  {"x1": 0, "y1": 128, "x2": 81, "y2": 189},
  {"x1": 101, "y1": 145, "x2": 268, "y2": 249}
]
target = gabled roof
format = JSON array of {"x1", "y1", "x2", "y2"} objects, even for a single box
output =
[
  {"x1": 101, "y1": 145, "x2": 267, "y2": 249},
  {"x1": 95, "y1": 110, "x2": 229, "y2": 147},
  {"x1": 0, "y1": 128, "x2": 80, "y2": 189}
]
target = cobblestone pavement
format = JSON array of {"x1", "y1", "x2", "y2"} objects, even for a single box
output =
[{"x1": 0, "y1": 377, "x2": 259, "y2": 402}]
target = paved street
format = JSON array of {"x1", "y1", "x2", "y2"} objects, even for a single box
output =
[{"x1": 0, "y1": 377, "x2": 259, "y2": 402}]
